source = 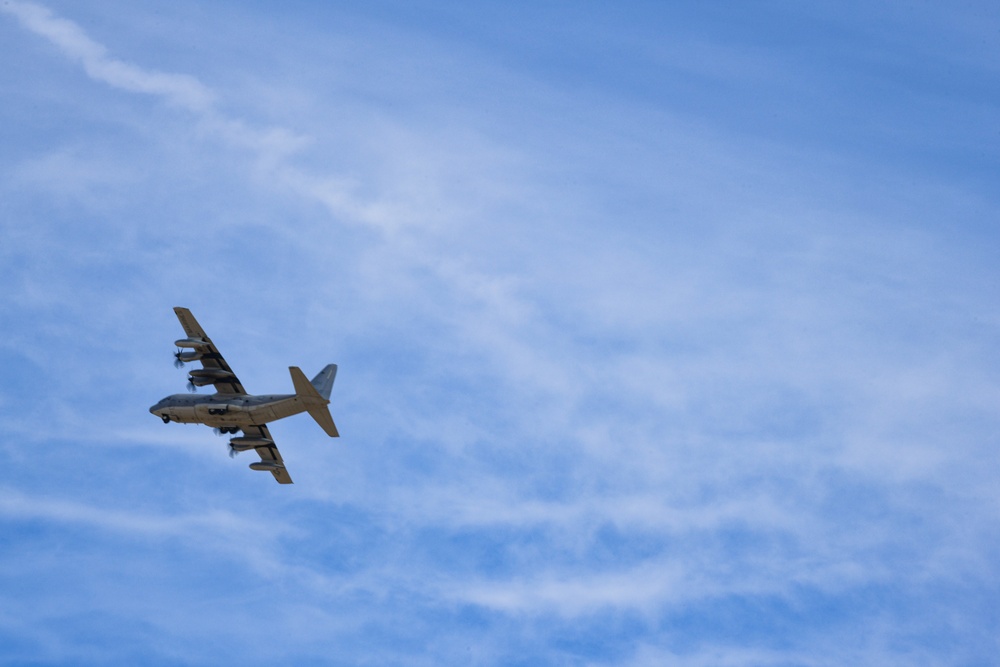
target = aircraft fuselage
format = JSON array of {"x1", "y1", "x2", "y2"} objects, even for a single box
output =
[{"x1": 149, "y1": 393, "x2": 311, "y2": 428}]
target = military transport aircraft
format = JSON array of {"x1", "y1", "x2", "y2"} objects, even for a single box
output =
[{"x1": 149, "y1": 307, "x2": 339, "y2": 484}]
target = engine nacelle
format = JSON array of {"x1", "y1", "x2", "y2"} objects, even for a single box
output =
[
  {"x1": 175, "y1": 350, "x2": 203, "y2": 363},
  {"x1": 250, "y1": 461, "x2": 284, "y2": 472},
  {"x1": 229, "y1": 436, "x2": 273, "y2": 451},
  {"x1": 188, "y1": 368, "x2": 235, "y2": 380},
  {"x1": 175, "y1": 337, "x2": 209, "y2": 349},
  {"x1": 187, "y1": 368, "x2": 235, "y2": 387}
]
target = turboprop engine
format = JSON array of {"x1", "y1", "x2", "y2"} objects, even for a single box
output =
[
  {"x1": 175, "y1": 350, "x2": 203, "y2": 364},
  {"x1": 175, "y1": 337, "x2": 209, "y2": 348},
  {"x1": 250, "y1": 461, "x2": 285, "y2": 472},
  {"x1": 229, "y1": 436, "x2": 274, "y2": 452},
  {"x1": 186, "y1": 368, "x2": 236, "y2": 387}
]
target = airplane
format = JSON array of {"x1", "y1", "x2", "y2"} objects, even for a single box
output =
[{"x1": 149, "y1": 307, "x2": 339, "y2": 484}]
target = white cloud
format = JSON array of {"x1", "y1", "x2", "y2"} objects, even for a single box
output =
[
  {"x1": 2, "y1": 1, "x2": 999, "y2": 665},
  {"x1": 2, "y1": 1, "x2": 214, "y2": 111},
  {"x1": 0, "y1": 487, "x2": 285, "y2": 548}
]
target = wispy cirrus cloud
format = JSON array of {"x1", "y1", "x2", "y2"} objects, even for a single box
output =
[
  {"x1": 3, "y1": 1, "x2": 1000, "y2": 665},
  {"x1": 2, "y1": 1, "x2": 214, "y2": 112},
  {"x1": 2, "y1": 1, "x2": 386, "y2": 236},
  {"x1": 0, "y1": 489, "x2": 298, "y2": 583}
]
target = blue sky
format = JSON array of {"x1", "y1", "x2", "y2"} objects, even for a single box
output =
[{"x1": 2, "y1": 1, "x2": 999, "y2": 664}]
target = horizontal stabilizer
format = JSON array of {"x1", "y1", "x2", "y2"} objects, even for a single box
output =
[
  {"x1": 308, "y1": 407, "x2": 339, "y2": 437},
  {"x1": 290, "y1": 366, "x2": 340, "y2": 438},
  {"x1": 290, "y1": 366, "x2": 323, "y2": 403}
]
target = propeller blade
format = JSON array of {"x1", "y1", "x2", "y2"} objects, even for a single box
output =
[{"x1": 187, "y1": 381, "x2": 198, "y2": 393}]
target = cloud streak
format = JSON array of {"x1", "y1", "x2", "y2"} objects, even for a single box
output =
[
  {"x1": 3, "y1": 1, "x2": 1000, "y2": 665},
  {"x1": 2, "y1": 1, "x2": 214, "y2": 111}
]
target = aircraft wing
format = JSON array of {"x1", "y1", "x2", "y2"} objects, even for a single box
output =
[
  {"x1": 243, "y1": 424, "x2": 293, "y2": 484},
  {"x1": 173, "y1": 307, "x2": 247, "y2": 395}
]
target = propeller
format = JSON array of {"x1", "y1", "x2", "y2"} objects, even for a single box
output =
[
  {"x1": 187, "y1": 380, "x2": 198, "y2": 393},
  {"x1": 228, "y1": 444, "x2": 240, "y2": 458},
  {"x1": 173, "y1": 349, "x2": 185, "y2": 368}
]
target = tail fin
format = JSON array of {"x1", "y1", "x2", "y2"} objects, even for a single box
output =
[
  {"x1": 289, "y1": 366, "x2": 340, "y2": 438},
  {"x1": 311, "y1": 364, "x2": 337, "y2": 400}
]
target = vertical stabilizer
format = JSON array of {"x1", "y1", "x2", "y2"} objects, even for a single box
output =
[{"x1": 311, "y1": 364, "x2": 337, "y2": 400}]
